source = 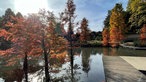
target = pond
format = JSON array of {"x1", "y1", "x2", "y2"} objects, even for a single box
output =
[{"x1": 0, "y1": 47, "x2": 146, "y2": 82}]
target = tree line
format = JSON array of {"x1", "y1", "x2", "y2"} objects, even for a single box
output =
[{"x1": 102, "y1": 0, "x2": 146, "y2": 47}]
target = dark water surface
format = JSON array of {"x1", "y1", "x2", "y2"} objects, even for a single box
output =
[{"x1": 0, "y1": 47, "x2": 146, "y2": 82}]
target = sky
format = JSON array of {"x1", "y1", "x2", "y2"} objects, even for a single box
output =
[{"x1": 0, "y1": 0, "x2": 128, "y2": 31}]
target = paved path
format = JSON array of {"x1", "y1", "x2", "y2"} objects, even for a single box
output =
[
  {"x1": 121, "y1": 56, "x2": 146, "y2": 70},
  {"x1": 103, "y1": 56, "x2": 146, "y2": 82},
  {"x1": 120, "y1": 44, "x2": 146, "y2": 50}
]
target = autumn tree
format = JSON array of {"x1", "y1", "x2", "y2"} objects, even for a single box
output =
[
  {"x1": 0, "y1": 8, "x2": 16, "y2": 50},
  {"x1": 140, "y1": 24, "x2": 146, "y2": 46},
  {"x1": 109, "y1": 3, "x2": 126, "y2": 47},
  {"x1": 59, "y1": 1, "x2": 76, "y2": 81},
  {"x1": 60, "y1": 0, "x2": 76, "y2": 46},
  {"x1": 128, "y1": 0, "x2": 146, "y2": 33},
  {"x1": 102, "y1": 10, "x2": 111, "y2": 46},
  {"x1": 80, "y1": 18, "x2": 90, "y2": 43},
  {"x1": 102, "y1": 28, "x2": 109, "y2": 46},
  {"x1": 0, "y1": 12, "x2": 51, "y2": 82}
]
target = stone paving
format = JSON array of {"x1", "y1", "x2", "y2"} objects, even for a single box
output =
[{"x1": 103, "y1": 56, "x2": 146, "y2": 82}]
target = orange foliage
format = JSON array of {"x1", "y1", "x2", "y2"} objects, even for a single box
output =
[
  {"x1": 0, "y1": 48, "x2": 13, "y2": 56},
  {"x1": 50, "y1": 51, "x2": 68, "y2": 67},
  {"x1": 50, "y1": 51, "x2": 67, "y2": 60},
  {"x1": 110, "y1": 27, "x2": 119, "y2": 47},
  {"x1": 102, "y1": 28, "x2": 109, "y2": 46},
  {"x1": 0, "y1": 14, "x2": 45, "y2": 57},
  {"x1": 140, "y1": 24, "x2": 146, "y2": 45},
  {"x1": 0, "y1": 29, "x2": 12, "y2": 40}
]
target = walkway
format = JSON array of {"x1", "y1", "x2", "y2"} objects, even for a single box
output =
[
  {"x1": 120, "y1": 44, "x2": 146, "y2": 50},
  {"x1": 103, "y1": 56, "x2": 146, "y2": 82},
  {"x1": 121, "y1": 56, "x2": 146, "y2": 70}
]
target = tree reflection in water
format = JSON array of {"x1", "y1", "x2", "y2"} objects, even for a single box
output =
[
  {"x1": 81, "y1": 48, "x2": 91, "y2": 75},
  {"x1": 0, "y1": 47, "x2": 107, "y2": 82}
]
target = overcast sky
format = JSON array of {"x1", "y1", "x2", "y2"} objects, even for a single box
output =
[{"x1": 0, "y1": 0, "x2": 128, "y2": 31}]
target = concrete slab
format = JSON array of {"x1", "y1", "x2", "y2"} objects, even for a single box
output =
[
  {"x1": 103, "y1": 56, "x2": 146, "y2": 82},
  {"x1": 121, "y1": 56, "x2": 146, "y2": 70}
]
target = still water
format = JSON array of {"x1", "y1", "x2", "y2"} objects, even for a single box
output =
[{"x1": 0, "y1": 47, "x2": 146, "y2": 82}]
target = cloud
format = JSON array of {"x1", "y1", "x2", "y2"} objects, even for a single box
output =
[
  {"x1": 0, "y1": 0, "x2": 15, "y2": 16},
  {"x1": 0, "y1": 0, "x2": 128, "y2": 31},
  {"x1": 73, "y1": 0, "x2": 128, "y2": 31},
  {"x1": 47, "y1": 0, "x2": 66, "y2": 16}
]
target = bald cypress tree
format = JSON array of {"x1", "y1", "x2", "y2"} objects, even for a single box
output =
[
  {"x1": 109, "y1": 3, "x2": 126, "y2": 47},
  {"x1": 80, "y1": 18, "x2": 90, "y2": 43}
]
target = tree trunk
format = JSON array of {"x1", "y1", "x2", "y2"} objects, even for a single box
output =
[
  {"x1": 42, "y1": 37, "x2": 50, "y2": 82},
  {"x1": 23, "y1": 52, "x2": 28, "y2": 82},
  {"x1": 70, "y1": 48, "x2": 74, "y2": 82}
]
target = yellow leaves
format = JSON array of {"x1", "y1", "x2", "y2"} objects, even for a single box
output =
[
  {"x1": 108, "y1": 4, "x2": 126, "y2": 47},
  {"x1": 49, "y1": 51, "x2": 68, "y2": 67}
]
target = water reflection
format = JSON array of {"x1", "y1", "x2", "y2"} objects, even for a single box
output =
[
  {"x1": 0, "y1": 48, "x2": 104, "y2": 82},
  {"x1": 81, "y1": 48, "x2": 91, "y2": 74},
  {"x1": 102, "y1": 47, "x2": 146, "y2": 56},
  {"x1": 3, "y1": 47, "x2": 146, "y2": 82}
]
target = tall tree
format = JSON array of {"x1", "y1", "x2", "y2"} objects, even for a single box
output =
[
  {"x1": 110, "y1": 3, "x2": 126, "y2": 33},
  {"x1": 109, "y1": 3, "x2": 126, "y2": 47},
  {"x1": 80, "y1": 18, "x2": 90, "y2": 43},
  {"x1": 60, "y1": 0, "x2": 76, "y2": 46},
  {"x1": 1, "y1": 13, "x2": 50, "y2": 82}
]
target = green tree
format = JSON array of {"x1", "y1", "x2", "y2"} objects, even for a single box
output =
[
  {"x1": 129, "y1": 1, "x2": 146, "y2": 33},
  {"x1": 127, "y1": 0, "x2": 141, "y2": 13}
]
